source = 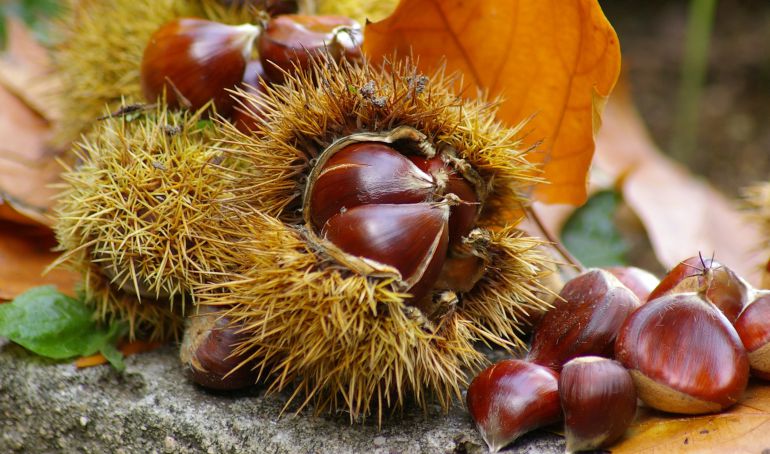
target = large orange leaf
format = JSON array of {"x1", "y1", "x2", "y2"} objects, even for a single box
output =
[{"x1": 364, "y1": 0, "x2": 621, "y2": 205}]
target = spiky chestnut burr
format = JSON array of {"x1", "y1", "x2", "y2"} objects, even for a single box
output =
[
  {"x1": 744, "y1": 183, "x2": 770, "y2": 288},
  {"x1": 52, "y1": 104, "x2": 244, "y2": 340},
  {"x1": 192, "y1": 57, "x2": 552, "y2": 421},
  {"x1": 141, "y1": 18, "x2": 260, "y2": 116},
  {"x1": 50, "y1": 0, "x2": 262, "y2": 145}
]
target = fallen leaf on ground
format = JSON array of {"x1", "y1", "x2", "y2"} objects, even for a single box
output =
[
  {"x1": 612, "y1": 383, "x2": 770, "y2": 453},
  {"x1": 364, "y1": 0, "x2": 621, "y2": 205},
  {"x1": 0, "y1": 222, "x2": 78, "y2": 300},
  {"x1": 0, "y1": 19, "x2": 66, "y2": 227},
  {"x1": 594, "y1": 83, "x2": 763, "y2": 285},
  {"x1": 75, "y1": 340, "x2": 163, "y2": 369},
  {"x1": 0, "y1": 18, "x2": 59, "y2": 121}
]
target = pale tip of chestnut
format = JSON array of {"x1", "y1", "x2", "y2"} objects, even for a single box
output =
[{"x1": 628, "y1": 370, "x2": 722, "y2": 414}]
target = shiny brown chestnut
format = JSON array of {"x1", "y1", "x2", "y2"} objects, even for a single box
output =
[
  {"x1": 217, "y1": 0, "x2": 298, "y2": 15},
  {"x1": 735, "y1": 293, "x2": 770, "y2": 380},
  {"x1": 605, "y1": 266, "x2": 660, "y2": 302},
  {"x1": 258, "y1": 14, "x2": 362, "y2": 83},
  {"x1": 307, "y1": 140, "x2": 483, "y2": 302},
  {"x1": 322, "y1": 202, "x2": 450, "y2": 302},
  {"x1": 408, "y1": 155, "x2": 479, "y2": 246},
  {"x1": 141, "y1": 18, "x2": 259, "y2": 116},
  {"x1": 309, "y1": 142, "x2": 435, "y2": 229},
  {"x1": 527, "y1": 269, "x2": 641, "y2": 371},
  {"x1": 615, "y1": 292, "x2": 749, "y2": 414},
  {"x1": 559, "y1": 356, "x2": 637, "y2": 453},
  {"x1": 647, "y1": 255, "x2": 750, "y2": 322},
  {"x1": 467, "y1": 359, "x2": 560, "y2": 453},
  {"x1": 179, "y1": 306, "x2": 257, "y2": 390}
]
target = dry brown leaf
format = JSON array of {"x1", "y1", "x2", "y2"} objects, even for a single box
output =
[
  {"x1": 364, "y1": 0, "x2": 621, "y2": 205},
  {"x1": 594, "y1": 83, "x2": 763, "y2": 285},
  {"x1": 0, "y1": 19, "x2": 66, "y2": 227},
  {"x1": 0, "y1": 19, "x2": 59, "y2": 120},
  {"x1": 0, "y1": 222, "x2": 78, "y2": 300},
  {"x1": 613, "y1": 383, "x2": 770, "y2": 453}
]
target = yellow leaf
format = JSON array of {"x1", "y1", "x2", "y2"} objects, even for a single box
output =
[
  {"x1": 613, "y1": 384, "x2": 770, "y2": 453},
  {"x1": 364, "y1": 0, "x2": 621, "y2": 205}
]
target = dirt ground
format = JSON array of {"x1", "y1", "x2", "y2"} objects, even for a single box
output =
[{"x1": 603, "y1": 0, "x2": 770, "y2": 198}]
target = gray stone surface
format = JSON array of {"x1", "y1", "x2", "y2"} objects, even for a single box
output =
[{"x1": 0, "y1": 339, "x2": 564, "y2": 453}]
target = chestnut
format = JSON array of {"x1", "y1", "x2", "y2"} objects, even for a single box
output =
[
  {"x1": 308, "y1": 142, "x2": 435, "y2": 229},
  {"x1": 527, "y1": 269, "x2": 641, "y2": 371},
  {"x1": 559, "y1": 356, "x2": 637, "y2": 452},
  {"x1": 466, "y1": 359, "x2": 560, "y2": 453},
  {"x1": 258, "y1": 14, "x2": 362, "y2": 83},
  {"x1": 141, "y1": 18, "x2": 260, "y2": 116},
  {"x1": 322, "y1": 202, "x2": 450, "y2": 303},
  {"x1": 605, "y1": 266, "x2": 659, "y2": 302},
  {"x1": 647, "y1": 255, "x2": 750, "y2": 322},
  {"x1": 408, "y1": 155, "x2": 479, "y2": 246},
  {"x1": 305, "y1": 138, "x2": 483, "y2": 303},
  {"x1": 179, "y1": 306, "x2": 257, "y2": 390},
  {"x1": 615, "y1": 292, "x2": 749, "y2": 414},
  {"x1": 734, "y1": 293, "x2": 770, "y2": 380}
]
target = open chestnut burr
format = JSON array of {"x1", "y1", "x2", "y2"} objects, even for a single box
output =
[{"x1": 303, "y1": 128, "x2": 481, "y2": 304}]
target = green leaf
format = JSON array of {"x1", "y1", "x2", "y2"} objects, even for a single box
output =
[
  {"x1": 0, "y1": 11, "x2": 7, "y2": 50},
  {"x1": 100, "y1": 343, "x2": 125, "y2": 372},
  {"x1": 561, "y1": 189, "x2": 629, "y2": 268},
  {"x1": 0, "y1": 286, "x2": 125, "y2": 369},
  {"x1": 2, "y1": 0, "x2": 63, "y2": 46}
]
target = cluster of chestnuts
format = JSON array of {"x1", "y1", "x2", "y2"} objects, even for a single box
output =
[
  {"x1": 54, "y1": 0, "x2": 551, "y2": 420},
  {"x1": 467, "y1": 256, "x2": 770, "y2": 452},
  {"x1": 141, "y1": 12, "x2": 362, "y2": 129}
]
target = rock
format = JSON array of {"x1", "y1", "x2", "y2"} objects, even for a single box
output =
[{"x1": 0, "y1": 340, "x2": 564, "y2": 453}]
